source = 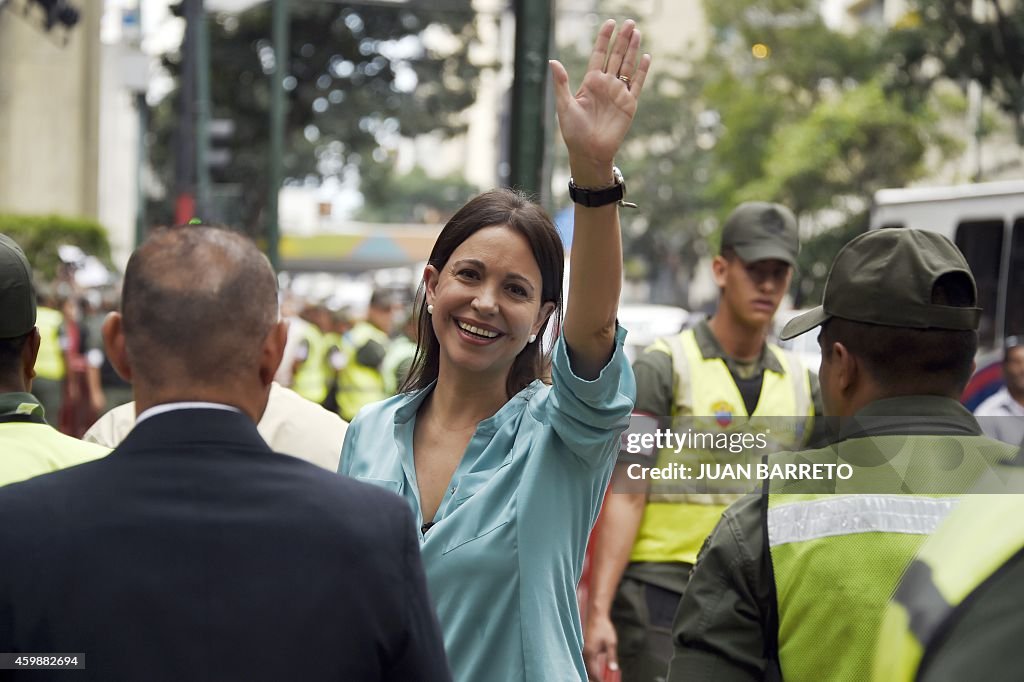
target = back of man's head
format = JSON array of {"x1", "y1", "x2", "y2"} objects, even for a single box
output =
[
  {"x1": 121, "y1": 226, "x2": 278, "y2": 389},
  {"x1": 0, "y1": 234, "x2": 38, "y2": 387},
  {"x1": 781, "y1": 228, "x2": 981, "y2": 398}
]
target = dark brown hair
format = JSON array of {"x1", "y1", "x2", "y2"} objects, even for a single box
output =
[{"x1": 401, "y1": 188, "x2": 565, "y2": 398}]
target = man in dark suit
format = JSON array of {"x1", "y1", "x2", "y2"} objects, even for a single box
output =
[{"x1": 0, "y1": 226, "x2": 450, "y2": 681}]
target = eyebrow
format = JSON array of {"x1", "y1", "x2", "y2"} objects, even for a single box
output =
[{"x1": 452, "y1": 259, "x2": 536, "y2": 291}]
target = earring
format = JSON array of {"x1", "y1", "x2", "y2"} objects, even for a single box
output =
[
  {"x1": 427, "y1": 304, "x2": 434, "y2": 314},
  {"x1": 528, "y1": 334, "x2": 537, "y2": 343}
]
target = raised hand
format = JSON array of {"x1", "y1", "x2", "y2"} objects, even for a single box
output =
[{"x1": 550, "y1": 19, "x2": 652, "y2": 180}]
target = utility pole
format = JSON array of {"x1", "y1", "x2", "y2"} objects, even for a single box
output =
[
  {"x1": 267, "y1": 0, "x2": 288, "y2": 269},
  {"x1": 508, "y1": 0, "x2": 553, "y2": 200},
  {"x1": 173, "y1": 0, "x2": 198, "y2": 223},
  {"x1": 195, "y1": 0, "x2": 211, "y2": 219}
]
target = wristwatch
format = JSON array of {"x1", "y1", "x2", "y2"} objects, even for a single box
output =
[{"x1": 568, "y1": 166, "x2": 637, "y2": 208}]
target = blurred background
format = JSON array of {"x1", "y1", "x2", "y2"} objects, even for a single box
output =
[{"x1": 1, "y1": 0, "x2": 1021, "y2": 430}]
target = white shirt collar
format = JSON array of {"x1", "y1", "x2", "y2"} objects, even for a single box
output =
[{"x1": 135, "y1": 402, "x2": 243, "y2": 426}]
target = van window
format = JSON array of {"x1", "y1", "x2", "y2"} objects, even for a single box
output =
[
  {"x1": 955, "y1": 220, "x2": 1004, "y2": 348},
  {"x1": 1007, "y1": 218, "x2": 1024, "y2": 338}
]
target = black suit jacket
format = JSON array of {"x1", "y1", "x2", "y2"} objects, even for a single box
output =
[{"x1": 0, "y1": 408, "x2": 450, "y2": 682}]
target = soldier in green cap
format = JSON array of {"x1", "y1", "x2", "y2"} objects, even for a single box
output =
[
  {"x1": 584, "y1": 202, "x2": 822, "y2": 682},
  {"x1": 0, "y1": 234, "x2": 108, "y2": 486},
  {"x1": 665, "y1": 228, "x2": 1018, "y2": 682}
]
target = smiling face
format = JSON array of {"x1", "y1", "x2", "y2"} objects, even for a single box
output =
[
  {"x1": 713, "y1": 253, "x2": 793, "y2": 329},
  {"x1": 424, "y1": 224, "x2": 556, "y2": 384}
]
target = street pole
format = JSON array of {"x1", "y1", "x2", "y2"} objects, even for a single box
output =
[
  {"x1": 174, "y1": 0, "x2": 197, "y2": 224},
  {"x1": 134, "y1": 0, "x2": 148, "y2": 247},
  {"x1": 195, "y1": 0, "x2": 211, "y2": 219},
  {"x1": 267, "y1": 0, "x2": 288, "y2": 270},
  {"x1": 508, "y1": 0, "x2": 553, "y2": 200}
]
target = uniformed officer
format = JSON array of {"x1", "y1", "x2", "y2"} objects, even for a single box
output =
[
  {"x1": 334, "y1": 289, "x2": 394, "y2": 420},
  {"x1": 666, "y1": 228, "x2": 1018, "y2": 681},
  {"x1": 584, "y1": 202, "x2": 821, "y2": 682},
  {"x1": 0, "y1": 234, "x2": 108, "y2": 486},
  {"x1": 873, "y1": 441, "x2": 1024, "y2": 682}
]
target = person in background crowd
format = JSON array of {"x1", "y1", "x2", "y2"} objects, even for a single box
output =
[
  {"x1": 290, "y1": 303, "x2": 333, "y2": 405},
  {"x1": 584, "y1": 202, "x2": 821, "y2": 681},
  {"x1": 973, "y1": 336, "x2": 1024, "y2": 445},
  {"x1": 667, "y1": 228, "x2": 1017, "y2": 682},
  {"x1": 0, "y1": 225, "x2": 450, "y2": 681},
  {"x1": 335, "y1": 288, "x2": 395, "y2": 420},
  {"x1": 82, "y1": 289, "x2": 133, "y2": 416},
  {"x1": 0, "y1": 233, "x2": 108, "y2": 487},
  {"x1": 341, "y1": 19, "x2": 648, "y2": 681},
  {"x1": 84, "y1": 380, "x2": 348, "y2": 472},
  {"x1": 30, "y1": 286, "x2": 66, "y2": 425},
  {"x1": 384, "y1": 303, "x2": 420, "y2": 395}
]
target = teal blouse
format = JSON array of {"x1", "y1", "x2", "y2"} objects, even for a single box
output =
[{"x1": 339, "y1": 326, "x2": 635, "y2": 681}]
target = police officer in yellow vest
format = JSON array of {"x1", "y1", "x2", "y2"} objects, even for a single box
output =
[
  {"x1": 0, "y1": 234, "x2": 108, "y2": 487},
  {"x1": 873, "y1": 442, "x2": 1024, "y2": 682},
  {"x1": 31, "y1": 298, "x2": 66, "y2": 423},
  {"x1": 290, "y1": 305, "x2": 333, "y2": 405},
  {"x1": 584, "y1": 202, "x2": 821, "y2": 682},
  {"x1": 666, "y1": 228, "x2": 1018, "y2": 681},
  {"x1": 335, "y1": 289, "x2": 393, "y2": 421}
]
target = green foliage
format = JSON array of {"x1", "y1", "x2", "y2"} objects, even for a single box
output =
[
  {"x1": 0, "y1": 214, "x2": 111, "y2": 279},
  {"x1": 356, "y1": 164, "x2": 479, "y2": 223},
  {"x1": 149, "y1": 2, "x2": 480, "y2": 235},
  {"x1": 891, "y1": 0, "x2": 1024, "y2": 138},
  {"x1": 793, "y1": 211, "x2": 867, "y2": 306}
]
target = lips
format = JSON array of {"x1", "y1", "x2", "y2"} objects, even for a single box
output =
[{"x1": 454, "y1": 317, "x2": 505, "y2": 343}]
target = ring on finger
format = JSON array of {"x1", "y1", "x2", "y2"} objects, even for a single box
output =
[{"x1": 617, "y1": 74, "x2": 631, "y2": 87}]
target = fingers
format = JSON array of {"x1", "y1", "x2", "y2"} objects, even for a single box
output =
[
  {"x1": 628, "y1": 53, "x2": 653, "y2": 99},
  {"x1": 586, "y1": 19, "x2": 616, "y2": 74},
  {"x1": 604, "y1": 19, "x2": 636, "y2": 77},
  {"x1": 549, "y1": 59, "x2": 571, "y2": 116},
  {"x1": 619, "y1": 28, "x2": 641, "y2": 81}
]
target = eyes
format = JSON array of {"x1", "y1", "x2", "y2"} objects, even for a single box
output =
[{"x1": 454, "y1": 268, "x2": 531, "y2": 299}]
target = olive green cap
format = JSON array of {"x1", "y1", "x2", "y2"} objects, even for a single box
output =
[
  {"x1": 0, "y1": 233, "x2": 36, "y2": 339},
  {"x1": 720, "y1": 201, "x2": 799, "y2": 266},
  {"x1": 780, "y1": 228, "x2": 981, "y2": 340}
]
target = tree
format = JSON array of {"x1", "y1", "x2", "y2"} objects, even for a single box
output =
[{"x1": 149, "y1": 1, "x2": 480, "y2": 236}]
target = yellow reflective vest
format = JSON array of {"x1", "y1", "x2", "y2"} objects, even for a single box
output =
[
  {"x1": 33, "y1": 306, "x2": 65, "y2": 381},
  {"x1": 336, "y1": 321, "x2": 389, "y2": 421},
  {"x1": 631, "y1": 329, "x2": 813, "y2": 565},
  {"x1": 768, "y1": 433, "x2": 1017, "y2": 682},
  {"x1": 873, "y1": 476, "x2": 1024, "y2": 681},
  {"x1": 291, "y1": 322, "x2": 329, "y2": 404}
]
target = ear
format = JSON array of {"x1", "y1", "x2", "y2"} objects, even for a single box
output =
[
  {"x1": 423, "y1": 265, "x2": 440, "y2": 305},
  {"x1": 711, "y1": 255, "x2": 729, "y2": 289},
  {"x1": 21, "y1": 328, "x2": 41, "y2": 388},
  {"x1": 832, "y1": 340, "x2": 858, "y2": 395},
  {"x1": 102, "y1": 312, "x2": 133, "y2": 382},
  {"x1": 260, "y1": 321, "x2": 288, "y2": 387},
  {"x1": 534, "y1": 301, "x2": 557, "y2": 336}
]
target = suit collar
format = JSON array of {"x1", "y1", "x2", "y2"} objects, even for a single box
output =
[{"x1": 114, "y1": 407, "x2": 272, "y2": 454}]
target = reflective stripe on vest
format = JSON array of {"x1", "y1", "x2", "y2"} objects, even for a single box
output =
[
  {"x1": 767, "y1": 495, "x2": 960, "y2": 547},
  {"x1": 873, "y1": 491, "x2": 1024, "y2": 681},
  {"x1": 630, "y1": 328, "x2": 814, "y2": 565}
]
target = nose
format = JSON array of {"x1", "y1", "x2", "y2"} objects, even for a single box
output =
[{"x1": 471, "y1": 286, "x2": 499, "y2": 316}]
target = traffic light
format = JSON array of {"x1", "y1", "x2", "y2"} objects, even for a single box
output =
[
  {"x1": 29, "y1": 0, "x2": 78, "y2": 32},
  {"x1": 207, "y1": 118, "x2": 235, "y2": 181}
]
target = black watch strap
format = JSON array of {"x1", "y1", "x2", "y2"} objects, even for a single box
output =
[{"x1": 568, "y1": 179, "x2": 625, "y2": 207}]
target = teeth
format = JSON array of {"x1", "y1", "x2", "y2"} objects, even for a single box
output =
[{"x1": 457, "y1": 321, "x2": 499, "y2": 338}]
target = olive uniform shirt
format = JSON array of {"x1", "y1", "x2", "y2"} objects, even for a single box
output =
[
  {"x1": 623, "y1": 318, "x2": 823, "y2": 593},
  {"x1": 666, "y1": 396, "x2": 990, "y2": 682}
]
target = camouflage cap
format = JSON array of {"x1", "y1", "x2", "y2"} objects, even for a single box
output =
[
  {"x1": 780, "y1": 228, "x2": 981, "y2": 340},
  {"x1": 720, "y1": 201, "x2": 799, "y2": 266},
  {"x1": 0, "y1": 234, "x2": 37, "y2": 339}
]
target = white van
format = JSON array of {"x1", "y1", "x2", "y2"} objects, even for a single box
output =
[{"x1": 870, "y1": 180, "x2": 1024, "y2": 407}]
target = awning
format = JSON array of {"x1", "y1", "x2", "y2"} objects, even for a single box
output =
[{"x1": 280, "y1": 223, "x2": 444, "y2": 273}]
